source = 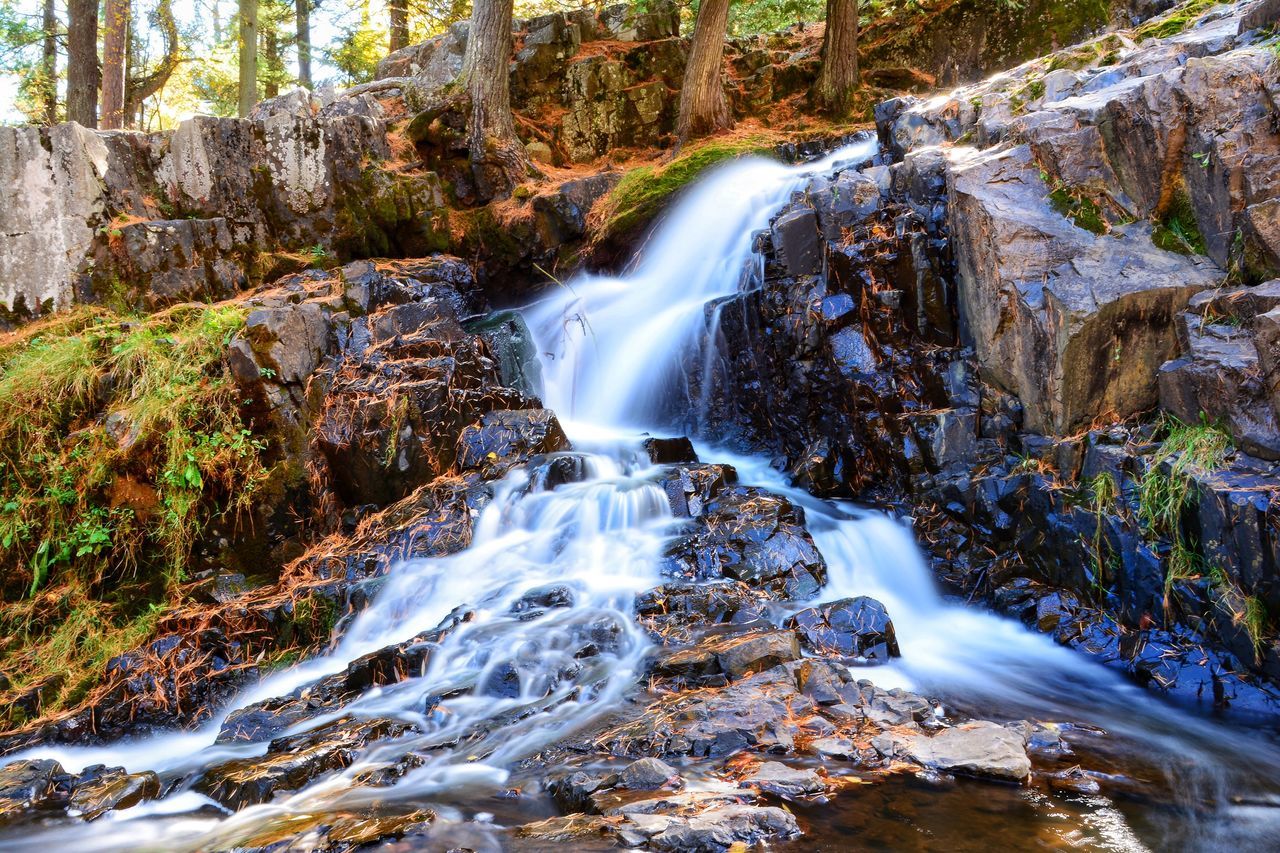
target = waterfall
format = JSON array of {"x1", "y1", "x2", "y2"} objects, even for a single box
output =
[{"x1": 4, "y1": 138, "x2": 1280, "y2": 851}]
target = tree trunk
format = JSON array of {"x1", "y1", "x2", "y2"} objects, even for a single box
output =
[
  {"x1": 264, "y1": 27, "x2": 280, "y2": 98},
  {"x1": 389, "y1": 0, "x2": 409, "y2": 53},
  {"x1": 100, "y1": 0, "x2": 129, "y2": 129},
  {"x1": 296, "y1": 0, "x2": 311, "y2": 88},
  {"x1": 66, "y1": 0, "x2": 100, "y2": 127},
  {"x1": 39, "y1": 0, "x2": 57, "y2": 125},
  {"x1": 814, "y1": 0, "x2": 859, "y2": 116},
  {"x1": 125, "y1": 0, "x2": 181, "y2": 118},
  {"x1": 460, "y1": 0, "x2": 531, "y2": 199},
  {"x1": 675, "y1": 0, "x2": 732, "y2": 144},
  {"x1": 239, "y1": 0, "x2": 258, "y2": 117}
]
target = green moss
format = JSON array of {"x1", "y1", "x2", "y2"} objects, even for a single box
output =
[
  {"x1": 1152, "y1": 186, "x2": 1207, "y2": 256},
  {"x1": 592, "y1": 135, "x2": 777, "y2": 244},
  {"x1": 1045, "y1": 176, "x2": 1109, "y2": 235},
  {"x1": 1134, "y1": 0, "x2": 1220, "y2": 40}
]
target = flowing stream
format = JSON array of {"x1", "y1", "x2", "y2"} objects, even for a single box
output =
[{"x1": 5, "y1": 141, "x2": 1280, "y2": 851}]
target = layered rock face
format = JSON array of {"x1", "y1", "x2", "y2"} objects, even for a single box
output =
[{"x1": 709, "y1": 0, "x2": 1280, "y2": 712}]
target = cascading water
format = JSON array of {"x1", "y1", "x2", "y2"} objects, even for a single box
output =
[{"x1": 4, "y1": 139, "x2": 1280, "y2": 851}]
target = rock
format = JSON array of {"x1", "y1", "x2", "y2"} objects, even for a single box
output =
[
  {"x1": 636, "y1": 581, "x2": 771, "y2": 645},
  {"x1": 643, "y1": 804, "x2": 800, "y2": 851},
  {"x1": 0, "y1": 759, "x2": 62, "y2": 823},
  {"x1": 889, "y1": 721, "x2": 1032, "y2": 782},
  {"x1": 464, "y1": 309, "x2": 545, "y2": 398},
  {"x1": 455, "y1": 408, "x2": 570, "y2": 474},
  {"x1": 664, "y1": 487, "x2": 827, "y2": 599},
  {"x1": 786, "y1": 596, "x2": 902, "y2": 662},
  {"x1": 808, "y1": 171, "x2": 883, "y2": 239},
  {"x1": 1158, "y1": 314, "x2": 1280, "y2": 460},
  {"x1": 643, "y1": 436, "x2": 698, "y2": 464},
  {"x1": 947, "y1": 144, "x2": 1221, "y2": 433},
  {"x1": 770, "y1": 207, "x2": 824, "y2": 277},
  {"x1": 744, "y1": 761, "x2": 824, "y2": 797},
  {"x1": 618, "y1": 757, "x2": 678, "y2": 790},
  {"x1": 712, "y1": 631, "x2": 802, "y2": 679},
  {"x1": 658, "y1": 464, "x2": 736, "y2": 518},
  {"x1": 67, "y1": 769, "x2": 160, "y2": 820}
]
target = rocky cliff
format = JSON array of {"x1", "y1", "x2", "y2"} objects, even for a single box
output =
[{"x1": 711, "y1": 0, "x2": 1280, "y2": 713}]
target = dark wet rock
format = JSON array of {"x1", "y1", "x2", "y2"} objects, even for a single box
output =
[
  {"x1": 456, "y1": 409, "x2": 570, "y2": 476},
  {"x1": 636, "y1": 581, "x2": 772, "y2": 645},
  {"x1": 0, "y1": 759, "x2": 61, "y2": 823},
  {"x1": 877, "y1": 721, "x2": 1031, "y2": 783},
  {"x1": 199, "y1": 716, "x2": 416, "y2": 810},
  {"x1": 547, "y1": 770, "x2": 613, "y2": 813},
  {"x1": 658, "y1": 464, "x2": 736, "y2": 518},
  {"x1": 743, "y1": 761, "x2": 824, "y2": 798},
  {"x1": 67, "y1": 768, "x2": 160, "y2": 820},
  {"x1": 770, "y1": 207, "x2": 824, "y2": 277},
  {"x1": 618, "y1": 757, "x2": 679, "y2": 790},
  {"x1": 787, "y1": 596, "x2": 902, "y2": 662},
  {"x1": 643, "y1": 437, "x2": 698, "y2": 465},
  {"x1": 664, "y1": 487, "x2": 827, "y2": 599},
  {"x1": 463, "y1": 309, "x2": 545, "y2": 399}
]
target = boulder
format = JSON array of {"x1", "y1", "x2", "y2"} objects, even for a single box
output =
[
  {"x1": 664, "y1": 487, "x2": 827, "y2": 599},
  {"x1": 884, "y1": 721, "x2": 1032, "y2": 782},
  {"x1": 770, "y1": 207, "x2": 824, "y2": 277},
  {"x1": 743, "y1": 761, "x2": 825, "y2": 798},
  {"x1": 0, "y1": 759, "x2": 62, "y2": 823},
  {"x1": 617, "y1": 757, "x2": 679, "y2": 791},
  {"x1": 1158, "y1": 314, "x2": 1280, "y2": 460},
  {"x1": 455, "y1": 409, "x2": 570, "y2": 474},
  {"x1": 947, "y1": 144, "x2": 1220, "y2": 433},
  {"x1": 67, "y1": 769, "x2": 160, "y2": 820},
  {"x1": 786, "y1": 596, "x2": 902, "y2": 662}
]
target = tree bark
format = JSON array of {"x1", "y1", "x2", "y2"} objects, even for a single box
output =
[
  {"x1": 66, "y1": 0, "x2": 100, "y2": 127},
  {"x1": 389, "y1": 0, "x2": 409, "y2": 53},
  {"x1": 239, "y1": 0, "x2": 258, "y2": 117},
  {"x1": 100, "y1": 0, "x2": 129, "y2": 129},
  {"x1": 39, "y1": 0, "x2": 57, "y2": 125},
  {"x1": 460, "y1": 0, "x2": 531, "y2": 199},
  {"x1": 264, "y1": 26, "x2": 280, "y2": 98},
  {"x1": 125, "y1": 0, "x2": 181, "y2": 119},
  {"x1": 296, "y1": 0, "x2": 312, "y2": 88},
  {"x1": 814, "y1": 0, "x2": 859, "y2": 116},
  {"x1": 675, "y1": 0, "x2": 732, "y2": 144}
]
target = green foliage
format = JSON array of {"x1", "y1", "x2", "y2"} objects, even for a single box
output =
[{"x1": 1084, "y1": 471, "x2": 1118, "y2": 591}]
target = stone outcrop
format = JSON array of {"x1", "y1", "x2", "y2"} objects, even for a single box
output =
[
  {"x1": 879, "y1": 0, "x2": 1280, "y2": 432},
  {"x1": 702, "y1": 0, "x2": 1280, "y2": 713}
]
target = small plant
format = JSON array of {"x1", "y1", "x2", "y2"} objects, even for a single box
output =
[
  {"x1": 306, "y1": 244, "x2": 330, "y2": 264},
  {"x1": 1139, "y1": 416, "x2": 1232, "y2": 538},
  {"x1": 1085, "y1": 471, "x2": 1118, "y2": 591},
  {"x1": 1192, "y1": 151, "x2": 1211, "y2": 168}
]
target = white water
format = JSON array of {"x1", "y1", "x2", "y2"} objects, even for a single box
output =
[{"x1": 3, "y1": 140, "x2": 1280, "y2": 850}]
